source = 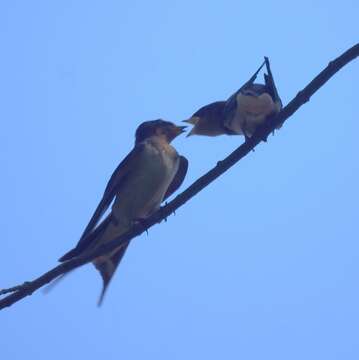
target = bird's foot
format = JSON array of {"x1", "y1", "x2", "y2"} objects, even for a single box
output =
[
  {"x1": 132, "y1": 217, "x2": 149, "y2": 235},
  {"x1": 158, "y1": 205, "x2": 169, "y2": 223},
  {"x1": 260, "y1": 133, "x2": 269, "y2": 142},
  {"x1": 244, "y1": 135, "x2": 256, "y2": 151}
]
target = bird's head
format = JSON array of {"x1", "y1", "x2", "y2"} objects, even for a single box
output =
[
  {"x1": 135, "y1": 119, "x2": 187, "y2": 144},
  {"x1": 183, "y1": 101, "x2": 226, "y2": 137}
]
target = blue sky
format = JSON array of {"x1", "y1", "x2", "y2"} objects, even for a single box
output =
[{"x1": 1, "y1": 1, "x2": 358, "y2": 359}]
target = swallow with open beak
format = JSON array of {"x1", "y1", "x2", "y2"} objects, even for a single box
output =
[
  {"x1": 59, "y1": 120, "x2": 188, "y2": 305},
  {"x1": 184, "y1": 58, "x2": 282, "y2": 139}
]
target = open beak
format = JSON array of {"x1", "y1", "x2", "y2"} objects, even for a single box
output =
[
  {"x1": 172, "y1": 125, "x2": 187, "y2": 137},
  {"x1": 182, "y1": 116, "x2": 199, "y2": 125}
]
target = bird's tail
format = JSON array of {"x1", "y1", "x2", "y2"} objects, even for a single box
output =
[
  {"x1": 94, "y1": 242, "x2": 130, "y2": 306},
  {"x1": 264, "y1": 57, "x2": 282, "y2": 110},
  {"x1": 58, "y1": 215, "x2": 131, "y2": 304},
  {"x1": 90, "y1": 218, "x2": 131, "y2": 305}
]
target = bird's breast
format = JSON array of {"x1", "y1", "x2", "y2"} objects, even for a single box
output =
[
  {"x1": 237, "y1": 92, "x2": 276, "y2": 117},
  {"x1": 112, "y1": 142, "x2": 179, "y2": 221},
  {"x1": 228, "y1": 92, "x2": 278, "y2": 135}
]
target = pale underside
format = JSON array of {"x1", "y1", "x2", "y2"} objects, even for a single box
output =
[
  {"x1": 92, "y1": 140, "x2": 179, "y2": 262},
  {"x1": 229, "y1": 92, "x2": 279, "y2": 136}
]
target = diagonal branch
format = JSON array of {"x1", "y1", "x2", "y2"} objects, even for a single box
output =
[{"x1": 1, "y1": 43, "x2": 358, "y2": 311}]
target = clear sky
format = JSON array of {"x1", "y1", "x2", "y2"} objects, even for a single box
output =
[{"x1": 1, "y1": 1, "x2": 358, "y2": 359}]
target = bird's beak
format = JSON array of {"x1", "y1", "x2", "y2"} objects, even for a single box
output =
[
  {"x1": 182, "y1": 116, "x2": 200, "y2": 125},
  {"x1": 172, "y1": 125, "x2": 187, "y2": 137},
  {"x1": 182, "y1": 117, "x2": 200, "y2": 137},
  {"x1": 186, "y1": 128, "x2": 195, "y2": 137}
]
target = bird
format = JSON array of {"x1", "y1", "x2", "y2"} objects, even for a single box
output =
[
  {"x1": 58, "y1": 120, "x2": 188, "y2": 305},
  {"x1": 184, "y1": 58, "x2": 282, "y2": 139}
]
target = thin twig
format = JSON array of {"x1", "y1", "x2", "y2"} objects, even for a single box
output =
[
  {"x1": 0, "y1": 283, "x2": 30, "y2": 296},
  {"x1": 1, "y1": 43, "x2": 358, "y2": 311}
]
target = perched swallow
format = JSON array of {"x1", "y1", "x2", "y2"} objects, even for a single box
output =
[
  {"x1": 184, "y1": 58, "x2": 282, "y2": 139},
  {"x1": 59, "y1": 120, "x2": 188, "y2": 305}
]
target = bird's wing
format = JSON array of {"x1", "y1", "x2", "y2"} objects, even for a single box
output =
[
  {"x1": 223, "y1": 91, "x2": 238, "y2": 125},
  {"x1": 80, "y1": 144, "x2": 146, "y2": 240},
  {"x1": 59, "y1": 143, "x2": 145, "y2": 261},
  {"x1": 264, "y1": 57, "x2": 282, "y2": 108},
  {"x1": 223, "y1": 60, "x2": 266, "y2": 130},
  {"x1": 163, "y1": 156, "x2": 188, "y2": 201}
]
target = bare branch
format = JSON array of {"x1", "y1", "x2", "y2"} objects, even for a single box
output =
[
  {"x1": 1, "y1": 43, "x2": 358, "y2": 311},
  {"x1": 0, "y1": 283, "x2": 31, "y2": 296}
]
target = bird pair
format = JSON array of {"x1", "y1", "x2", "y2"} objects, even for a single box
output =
[{"x1": 59, "y1": 58, "x2": 282, "y2": 305}]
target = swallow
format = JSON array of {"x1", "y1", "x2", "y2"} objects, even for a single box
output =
[
  {"x1": 184, "y1": 58, "x2": 282, "y2": 139},
  {"x1": 59, "y1": 120, "x2": 188, "y2": 305}
]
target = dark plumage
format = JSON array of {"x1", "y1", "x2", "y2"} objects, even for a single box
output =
[
  {"x1": 184, "y1": 59, "x2": 282, "y2": 138},
  {"x1": 59, "y1": 120, "x2": 188, "y2": 304}
]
